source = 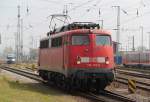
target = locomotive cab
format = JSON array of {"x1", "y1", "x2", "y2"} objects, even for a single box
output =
[{"x1": 68, "y1": 30, "x2": 115, "y2": 90}]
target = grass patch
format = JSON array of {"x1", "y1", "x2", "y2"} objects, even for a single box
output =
[{"x1": 0, "y1": 75, "x2": 76, "y2": 102}]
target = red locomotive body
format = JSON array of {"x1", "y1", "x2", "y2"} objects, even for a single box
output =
[{"x1": 38, "y1": 22, "x2": 115, "y2": 92}]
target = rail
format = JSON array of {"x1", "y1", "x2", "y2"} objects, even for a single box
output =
[
  {"x1": 78, "y1": 90, "x2": 136, "y2": 102},
  {"x1": 115, "y1": 76, "x2": 150, "y2": 91},
  {"x1": 0, "y1": 66, "x2": 42, "y2": 82},
  {"x1": 116, "y1": 66, "x2": 150, "y2": 75},
  {"x1": 116, "y1": 69, "x2": 150, "y2": 79}
]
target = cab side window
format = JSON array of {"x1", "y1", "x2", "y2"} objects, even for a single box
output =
[
  {"x1": 63, "y1": 35, "x2": 70, "y2": 45},
  {"x1": 51, "y1": 37, "x2": 62, "y2": 47},
  {"x1": 40, "y1": 39, "x2": 49, "y2": 48}
]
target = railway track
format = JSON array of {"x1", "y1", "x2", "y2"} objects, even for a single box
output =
[
  {"x1": 78, "y1": 91, "x2": 136, "y2": 102},
  {"x1": 0, "y1": 65, "x2": 135, "y2": 102},
  {"x1": 0, "y1": 65, "x2": 42, "y2": 82},
  {"x1": 116, "y1": 76, "x2": 150, "y2": 91},
  {"x1": 115, "y1": 68, "x2": 150, "y2": 91},
  {"x1": 116, "y1": 69, "x2": 150, "y2": 79},
  {"x1": 116, "y1": 66, "x2": 150, "y2": 76}
]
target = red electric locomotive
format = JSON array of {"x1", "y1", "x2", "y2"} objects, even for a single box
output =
[{"x1": 38, "y1": 22, "x2": 115, "y2": 92}]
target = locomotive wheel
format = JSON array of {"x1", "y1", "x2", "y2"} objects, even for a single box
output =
[
  {"x1": 42, "y1": 76, "x2": 48, "y2": 80},
  {"x1": 60, "y1": 80, "x2": 67, "y2": 91},
  {"x1": 96, "y1": 79, "x2": 107, "y2": 93},
  {"x1": 55, "y1": 75, "x2": 61, "y2": 88},
  {"x1": 40, "y1": 71, "x2": 48, "y2": 80},
  {"x1": 85, "y1": 79, "x2": 92, "y2": 91},
  {"x1": 64, "y1": 78, "x2": 73, "y2": 93},
  {"x1": 57, "y1": 75, "x2": 66, "y2": 89}
]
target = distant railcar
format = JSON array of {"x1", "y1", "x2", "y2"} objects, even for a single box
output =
[
  {"x1": 38, "y1": 22, "x2": 115, "y2": 92},
  {"x1": 123, "y1": 51, "x2": 150, "y2": 67},
  {"x1": 6, "y1": 54, "x2": 16, "y2": 64}
]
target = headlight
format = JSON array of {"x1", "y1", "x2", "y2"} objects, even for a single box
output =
[
  {"x1": 105, "y1": 61, "x2": 109, "y2": 64},
  {"x1": 77, "y1": 56, "x2": 81, "y2": 64},
  {"x1": 105, "y1": 57, "x2": 109, "y2": 64},
  {"x1": 77, "y1": 61, "x2": 81, "y2": 64},
  {"x1": 12, "y1": 59, "x2": 15, "y2": 61}
]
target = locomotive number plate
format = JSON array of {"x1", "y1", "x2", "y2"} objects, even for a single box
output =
[{"x1": 97, "y1": 57, "x2": 105, "y2": 63}]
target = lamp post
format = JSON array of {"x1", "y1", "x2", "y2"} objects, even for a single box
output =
[{"x1": 140, "y1": 26, "x2": 143, "y2": 51}]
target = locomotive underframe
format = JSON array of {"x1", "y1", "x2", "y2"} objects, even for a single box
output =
[{"x1": 39, "y1": 68, "x2": 114, "y2": 92}]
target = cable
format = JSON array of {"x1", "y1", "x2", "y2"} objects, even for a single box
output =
[
  {"x1": 103, "y1": 4, "x2": 150, "y2": 28},
  {"x1": 72, "y1": 0, "x2": 103, "y2": 21},
  {"x1": 121, "y1": 10, "x2": 150, "y2": 25},
  {"x1": 85, "y1": 0, "x2": 103, "y2": 12},
  {"x1": 68, "y1": 0, "x2": 97, "y2": 12},
  {"x1": 37, "y1": 0, "x2": 64, "y2": 5}
]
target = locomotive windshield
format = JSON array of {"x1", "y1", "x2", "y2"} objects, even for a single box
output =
[
  {"x1": 72, "y1": 35, "x2": 90, "y2": 45},
  {"x1": 96, "y1": 35, "x2": 111, "y2": 46}
]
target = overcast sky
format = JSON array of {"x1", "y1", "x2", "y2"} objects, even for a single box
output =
[{"x1": 0, "y1": 0, "x2": 150, "y2": 53}]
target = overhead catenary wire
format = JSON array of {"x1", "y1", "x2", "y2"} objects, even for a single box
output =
[
  {"x1": 85, "y1": 0, "x2": 103, "y2": 12},
  {"x1": 2, "y1": 0, "x2": 150, "y2": 32},
  {"x1": 37, "y1": 0, "x2": 64, "y2": 5},
  {"x1": 68, "y1": 0, "x2": 97, "y2": 13},
  {"x1": 98, "y1": 0, "x2": 147, "y2": 25},
  {"x1": 20, "y1": 1, "x2": 150, "y2": 31},
  {"x1": 74, "y1": 0, "x2": 103, "y2": 21},
  {"x1": 24, "y1": 0, "x2": 150, "y2": 31},
  {"x1": 73, "y1": 0, "x2": 137, "y2": 26},
  {"x1": 121, "y1": 10, "x2": 150, "y2": 25}
]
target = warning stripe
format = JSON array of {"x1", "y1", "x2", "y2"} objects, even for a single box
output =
[
  {"x1": 128, "y1": 79, "x2": 136, "y2": 89},
  {"x1": 128, "y1": 85, "x2": 135, "y2": 93},
  {"x1": 128, "y1": 79, "x2": 136, "y2": 93}
]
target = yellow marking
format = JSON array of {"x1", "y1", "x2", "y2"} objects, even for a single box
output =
[
  {"x1": 128, "y1": 79, "x2": 136, "y2": 93},
  {"x1": 128, "y1": 85, "x2": 136, "y2": 93},
  {"x1": 128, "y1": 80, "x2": 136, "y2": 89}
]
